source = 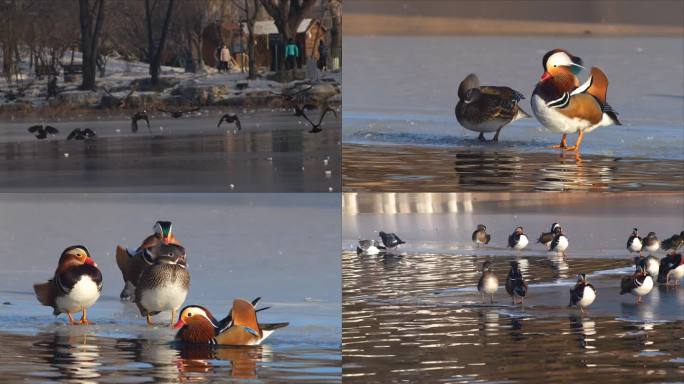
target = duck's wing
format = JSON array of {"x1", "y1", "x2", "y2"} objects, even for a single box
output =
[
  {"x1": 83, "y1": 128, "x2": 96, "y2": 137},
  {"x1": 28, "y1": 125, "x2": 41, "y2": 133},
  {"x1": 259, "y1": 322, "x2": 288, "y2": 331},
  {"x1": 480, "y1": 86, "x2": 525, "y2": 101},
  {"x1": 508, "y1": 233, "x2": 516, "y2": 248},
  {"x1": 620, "y1": 275, "x2": 635, "y2": 294},
  {"x1": 66, "y1": 129, "x2": 79, "y2": 140},
  {"x1": 45, "y1": 126, "x2": 59, "y2": 134},
  {"x1": 474, "y1": 90, "x2": 522, "y2": 122},
  {"x1": 217, "y1": 115, "x2": 226, "y2": 128}
]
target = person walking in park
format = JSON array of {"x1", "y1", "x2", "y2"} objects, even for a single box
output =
[
  {"x1": 285, "y1": 39, "x2": 299, "y2": 70},
  {"x1": 215, "y1": 44, "x2": 222, "y2": 72},
  {"x1": 318, "y1": 39, "x2": 328, "y2": 71},
  {"x1": 220, "y1": 44, "x2": 231, "y2": 72}
]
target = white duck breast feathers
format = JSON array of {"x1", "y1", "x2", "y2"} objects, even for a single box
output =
[
  {"x1": 631, "y1": 275, "x2": 654, "y2": 296},
  {"x1": 577, "y1": 286, "x2": 596, "y2": 307},
  {"x1": 55, "y1": 275, "x2": 101, "y2": 313}
]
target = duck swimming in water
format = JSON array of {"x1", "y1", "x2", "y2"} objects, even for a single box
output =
[{"x1": 174, "y1": 298, "x2": 288, "y2": 345}]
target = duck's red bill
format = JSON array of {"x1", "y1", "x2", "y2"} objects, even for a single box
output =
[{"x1": 173, "y1": 319, "x2": 185, "y2": 329}]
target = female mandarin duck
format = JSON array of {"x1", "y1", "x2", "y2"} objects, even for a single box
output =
[
  {"x1": 455, "y1": 73, "x2": 530, "y2": 142},
  {"x1": 174, "y1": 298, "x2": 289, "y2": 345},
  {"x1": 531, "y1": 49, "x2": 621, "y2": 153},
  {"x1": 34, "y1": 245, "x2": 103, "y2": 325},
  {"x1": 116, "y1": 220, "x2": 182, "y2": 300},
  {"x1": 134, "y1": 241, "x2": 190, "y2": 325}
]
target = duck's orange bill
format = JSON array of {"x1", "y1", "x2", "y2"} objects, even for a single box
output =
[
  {"x1": 540, "y1": 72, "x2": 552, "y2": 81},
  {"x1": 173, "y1": 319, "x2": 185, "y2": 329},
  {"x1": 84, "y1": 258, "x2": 97, "y2": 267}
]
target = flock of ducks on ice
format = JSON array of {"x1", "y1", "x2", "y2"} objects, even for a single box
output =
[{"x1": 356, "y1": 225, "x2": 684, "y2": 311}]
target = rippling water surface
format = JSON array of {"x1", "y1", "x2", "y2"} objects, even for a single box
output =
[{"x1": 342, "y1": 193, "x2": 684, "y2": 383}]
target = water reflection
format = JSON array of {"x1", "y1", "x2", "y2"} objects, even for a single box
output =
[
  {"x1": 343, "y1": 250, "x2": 684, "y2": 382},
  {"x1": 0, "y1": 330, "x2": 339, "y2": 382},
  {"x1": 176, "y1": 344, "x2": 271, "y2": 381},
  {"x1": 36, "y1": 328, "x2": 102, "y2": 383},
  {"x1": 342, "y1": 144, "x2": 684, "y2": 192},
  {"x1": 0, "y1": 127, "x2": 341, "y2": 192}
]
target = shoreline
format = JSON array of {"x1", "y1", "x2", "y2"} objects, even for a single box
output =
[{"x1": 343, "y1": 14, "x2": 684, "y2": 36}]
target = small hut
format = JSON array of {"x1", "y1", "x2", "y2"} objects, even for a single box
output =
[{"x1": 242, "y1": 18, "x2": 327, "y2": 71}]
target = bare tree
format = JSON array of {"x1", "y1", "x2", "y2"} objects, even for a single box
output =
[
  {"x1": 328, "y1": 0, "x2": 340, "y2": 69},
  {"x1": 234, "y1": 0, "x2": 261, "y2": 79},
  {"x1": 174, "y1": 0, "x2": 214, "y2": 73},
  {"x1": 259, "y1": 0, "x2": 316, "y2": 72},
  {"x1": 145, "y1": 0, "x2": 175, "y2": 86},
  {"x1": 78, "y1": 0, "x2": 106, "y2": 90}
]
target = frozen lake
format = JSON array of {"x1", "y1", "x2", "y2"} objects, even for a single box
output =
[
  {"x1": 0, "y1": 194, "x2": 341, "y2": 382},
  {"x1": 0, "y1": 111, "x2": 341, "y2": 192},
  {"x1": 342, "y1": 193, "x2": 684, "y2": 382},
  {"x1": 342, "y1": 36, "x2": 684, "y2": 191}
]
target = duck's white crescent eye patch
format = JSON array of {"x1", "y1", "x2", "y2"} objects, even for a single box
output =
[{"x1": 547, "y1": 52, "x2": 573, "y2": 69}]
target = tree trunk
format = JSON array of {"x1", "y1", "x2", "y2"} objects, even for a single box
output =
[
  {"x1": 79, "y1": 0, "x2": 105, "y2": 90},
  {"x1": 145, "y1": 0, "x2": 175, "y2": 86}
]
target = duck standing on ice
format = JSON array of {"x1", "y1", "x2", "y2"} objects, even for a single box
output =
[
  {"x1": 455, "y1": 73, "x2": 530, "y2": 142},
  {"x1": 531, "y1": 49, "x2": 621, "y2": 154}
]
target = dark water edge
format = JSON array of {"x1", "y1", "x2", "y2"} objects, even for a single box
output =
[
  {"x1": 342, "y1": 251, "x2": 684, "y2": 383},
  {"x1": 0, "y1": 329, "x2": 341, "y2": 383},
  {"x1": 342, "y1": 144, "x2": 684, "y2": 192},
  {"x1": 0, "y1": 123, "x2": 340, "y2": 192}
]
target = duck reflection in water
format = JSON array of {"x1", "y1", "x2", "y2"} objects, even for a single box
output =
[
  {"x1": 175, "y1": 343, "x2": 269, "y2": 380},
  {"x1": 34, "y1": 327, "x2": 101, "y2": 383},
  {"x1": 568, "y1": 314, "x2": 597, "y2": 351}
]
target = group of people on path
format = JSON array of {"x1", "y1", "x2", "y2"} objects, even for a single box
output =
[
  {"x1": 215, "y1": 38, "x2": 330, "y2": 73},
  {"x1": 285, "y1": 39, "x2": 329, "y2": 71}
]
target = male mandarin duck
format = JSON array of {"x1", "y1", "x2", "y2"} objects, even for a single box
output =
[
  {"x1": 537, "y1": 222, "x2": 561, "y2": 247},
  {"x1": 134, "y1": 242, "x2": 190, "y2": 325},
  {"x1": 455, "y1": 73, "x2": 530, "y2": 142},
  {"x1": 33, "y1": 245, "x2": 102, "y2": 325},
  {"x1": 116, "y1": 221, "x2": 181, "y2": 300},
  {"x1": 568, "y1": 273, "x2": 596, "y2": 313},
  {"x1": 658, "y1": 253, "x2": 683, "y2": 286},
  {"x1": 508, "y1": 226, "x2": 529, "y2": 250},
  {"x1": 379, "y1": 231, "x2": 405, "y2": 250},
  {"x1": 626, "y1": 228, "x2": 643, "y2": 255},
  {"x1": 505, "y1": 261, "x2": 528, "y2": 305},
  {"x1": 662, "y1": 231, "x2": 684, "y2": 254},
  {"x1": 174, "y1": 298, "x2": 289, "y2": 345},
  {"x1": 531, "y1": 49, "x2": 621, "y2": 153},
  {"x1": 548, "y1": 226, "x2": 569, "y2": 256},
  {"x1": 634, "y1": 255, "x2": 659, "y2": 282},
  {"x1": 472, "y1": 224, "x2": 491, "y2": 247},
  {"x1": 620, "y1": 264, "x2": 653, "y2": 304}
]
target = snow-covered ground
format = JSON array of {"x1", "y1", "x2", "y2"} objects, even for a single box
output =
[{"x1": 0, "y1": 50, "x2": 341, "y2": 115}]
